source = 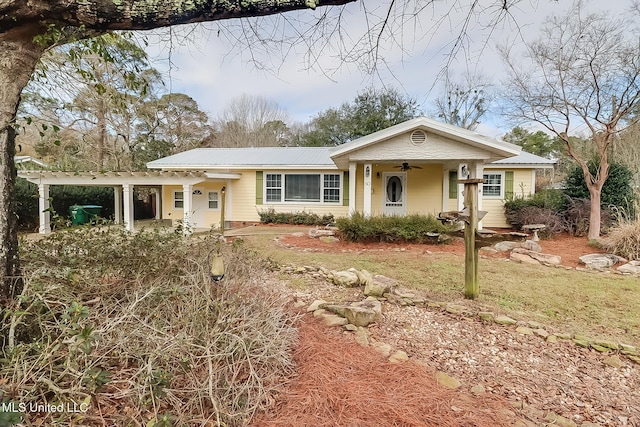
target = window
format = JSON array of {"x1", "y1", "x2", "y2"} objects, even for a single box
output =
[
  {"x1": 483, "y1": 173, "x2": 503, "y2": 198},
  {"x1": 208, "y1": 191, "x2": 219, "y2": 209},
  {"x1": 265, "y1": 173, "x2": 282, "y2": 203},
  {"x1": 173, "y1": 191, "x2": 184, "y2": 209},
  {"x1": 285, "y1": 174, "x2": 320, "y2": 202},
  {"x1": 264, "y1": 173, "x2": 340, "y2": 203},
  {"x1": 323, "y1": 174, "x2": 341, "y2": 202}
]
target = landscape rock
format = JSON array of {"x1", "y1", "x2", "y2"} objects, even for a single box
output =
[
  {"x1": 308, "y1": 228, "x2": 336, "y2": 238},
  {"x1": 307, "y1": 299, "x2": 328, "y2": 312},
  {"x1": 388, "y1": 350, "x2": 409, "y2": 363},
  {"x1": 494, "y1": 315, "x2": 517, "y2": 325},
  {"x1": 579, "y1": 253, "x2": 626, "y2": 270},
  {"x1": 478, "y1": 311, "x2": 494, "y2": 321},
  {"x1": 322, "y1": 299, "x2": 382, "y2": 327},
  {"x1": 319, "y1": 236, "x2": 340, "y2": 243},
  {"x1": 511, "y1": 248, "x2": 562, "y2": 266},
  {"x1": 319, "y1": 313, "x2": 349, "y2": 327},
  {"x1": 366, "y1": 274, "x2": 396, "y2": 296},
  {"x1": 354, "y1": 327, "x2": 370, "y2": 346},
  {"x1": 435, "y1": 371, "x2": 462, "y2": 389},
  {"x1": 372, "y1": 341, "x2": 393, "y2": 357},
  {"x1": 516, "y1": 326, "x2": 534, "y2": 335},
  {"x1": 354, "y1": 269, "x2": 373, "y2": 288},
  {"x1": 603, "y1": 355, "x2": 625, "y2": 369},
  {"x1": 494, "y1": 240, "x2": 542, "y2": 252},
  {"x1": 330, "y1": 270, "x2": 360, "y2": 287},
  {"x1": 617, "y1": 260, "x2": 640, "y2": 275}
]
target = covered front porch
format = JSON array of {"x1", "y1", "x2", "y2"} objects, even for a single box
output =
[
  {"x1": 344, "y1": 160, "x2": 487, "y2": 219},
  {"x1": 18, "y1": 170, "x2": 240, "y2": 234}
]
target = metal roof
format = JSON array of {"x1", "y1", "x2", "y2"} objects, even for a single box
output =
[
  {"x1": 490, "y1": 151, "x2": 556, "y2": 166},
  {"x1": 147, "y1": 147, "x2": 336, "y2": 170}
]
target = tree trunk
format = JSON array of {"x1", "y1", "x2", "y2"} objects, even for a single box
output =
[
  {"x1": 587, "y1": 187, "x2": 602, "y2": 240},
  {"x1": 0, "y1": 29, "x2": 44, "y2": 306}
]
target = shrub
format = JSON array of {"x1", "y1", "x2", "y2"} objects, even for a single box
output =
[
  {"x1": 504, "y1": 189, "x2": 567, "y2": 236},
  {"x1": 3, "y1": 227, "x2": 297, "y2": 426},
  {"x1": 336, "y1": 213, "x2": 451, "y2": 243},
  {"x1": 259, "y1": 208, "x2": 334, "y2": 226},
  {"x1": 564, "y1": 197, "x2": 613, "y2": 237},
  {"x1": 564, "y1": 161, "x2": 637, "y2": 218},
  {"x1": 515, "y1": 206, "x2": 566, "y2": 238},
  {"x1": 602, "y1": 217, "x2": 640, "y2": 260}
]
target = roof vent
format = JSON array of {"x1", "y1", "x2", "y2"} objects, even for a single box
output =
[{"x1": 411, "y1": 130, "x2": 427, "y2": 145}]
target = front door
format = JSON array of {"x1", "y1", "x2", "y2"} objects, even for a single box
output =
[
  {"x1": 382, "y1": 173, "x2": 406, "y2": 216},
  {"x1": 191, "y1": 187, "x2": 207, "y2": 228}
]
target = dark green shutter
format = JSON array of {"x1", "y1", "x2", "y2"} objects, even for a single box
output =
[
  {"x1": 342, "y1": 171, "x2": 349, "y2": 206},
  {"x1": 448, "y1": 171, "x2": 458, "y2": 199},
  {"x1": 505, "y1": 171, "x2": 514, "y2": 200},
  {"x1": 256, "y1": 171, "x2": 263, "y2": 205}
]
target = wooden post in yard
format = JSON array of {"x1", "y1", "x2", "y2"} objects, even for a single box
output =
[{"x1": 461, "y1": 179, "x2": 483, "y2": 300}]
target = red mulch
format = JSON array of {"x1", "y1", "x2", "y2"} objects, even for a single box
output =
[
  {"x1": 279, "y1": 232, "x2": 603, "y2": 269},
  {"x1": 252, "y1": 316, "x2": 514, "y2": 427}
]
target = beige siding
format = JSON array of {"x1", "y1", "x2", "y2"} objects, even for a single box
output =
[
  {"x1": 162, "y1": 183, "x2": 226, "y2": 228},
  {"x1": 345, "y1": 131, "x2": 491, "y2": 162},
  {"x1": 230, "y1": 171, "x2": 261, "y2": 222},
  {"x1": 405, "y1": 164, "x2": 443, "y2": 215},
  {"x1": 482, "y1": 168, "x2": 536, "y2": 228}
]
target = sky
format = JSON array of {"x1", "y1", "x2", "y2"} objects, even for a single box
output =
[{"x1": 143, "y1": 0, "x2": 634, "y2": 138}]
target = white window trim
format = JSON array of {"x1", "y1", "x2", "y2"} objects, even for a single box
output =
[
  {"x1": 483, "y1": 171, "x2": 505, "y2": 199},
  {"x1": 173, "y1": 190, "x2": 184, "y2": 209},
  {"x1": 263, "y1": 172, "x2": 342, "y2": 205},
  {"x1": 207, "y1": 191, "x2": 220, "y2": 210}
]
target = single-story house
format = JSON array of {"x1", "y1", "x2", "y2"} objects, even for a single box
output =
[{"x1": 19, "y1": 117, "x2": 554, "y2": 234}]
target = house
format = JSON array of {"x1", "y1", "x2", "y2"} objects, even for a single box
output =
[{"x1": 19, "y1": 117, "x2": 554, "y2": 234}]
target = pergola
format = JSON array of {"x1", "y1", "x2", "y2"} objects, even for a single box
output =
[{"x1": 18, "y1": 170, "x2": 240, "y2": 234}]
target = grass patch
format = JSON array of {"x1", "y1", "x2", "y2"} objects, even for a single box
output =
[{"x1": 244, "y1": 233, "x2": 640, "y2": 346}]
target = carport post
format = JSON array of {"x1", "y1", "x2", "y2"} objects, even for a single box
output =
[
  {"x1": 122, "y1": 184, "x2": 134, "y2": 232},
  {"x1": 38, "y1": 183, "x2": 51, "y2": 234}
]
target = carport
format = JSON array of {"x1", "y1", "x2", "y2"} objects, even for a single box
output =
[{"x1": 17, "y1": 170, "x2": 238, "y2": 234}]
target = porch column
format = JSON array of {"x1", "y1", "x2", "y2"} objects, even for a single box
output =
[
  {"x1": 38, "y1": 183, "x2": 51, "y2": 234},
  {"x1": 225, "y1": 179, "x2": 232, "y2": 224},
  {"x1": 113, "y1": 186, "x2": 122, "y2": 224},
  {"x1": 442, "y1": 169, "x2": 449, "y2": 213},
  {"x1": 182, "y1": 184, "x2": 193, "y2": 235},
  {"x1": 363, "y1": 163, "x2": 372, "y2": 217},
  {"x1": 457, "y1": 163, "x2": 466, "y2": 211},
  {"x1": 348, "y1": 162, "x2": 356, "y2": 216},
  {"x1": 122, "y1": 184, "x2": 135, "y2": 232},
  {"x1": 470, "y1": 162, "x2": 485, "y2": 229},
  {"x1": 153, "y1": 188, "x2": 161, "y2": 219}
]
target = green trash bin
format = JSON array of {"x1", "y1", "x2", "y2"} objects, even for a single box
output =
[
  {"x1": 69, "y1": 205, "x2": 88, "y2": 225},
  {"x1": 82, "y1": 205, "x2": 102, "y2": 222}
]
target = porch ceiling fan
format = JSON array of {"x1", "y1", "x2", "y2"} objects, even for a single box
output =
[{"x1": 394, "y1": 162, "x2": 423, "y2": 171}]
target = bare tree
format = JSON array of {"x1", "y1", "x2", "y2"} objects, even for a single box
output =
[
  {"x1": 500, "y1": 1, "x2": 640, "y2": 239},
  {"x1": 213, "y1": 94, "x2": 290, "y2": 147},
  {"x1": 433, "y1": 72, "x2": 493, "y2": 130}
]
